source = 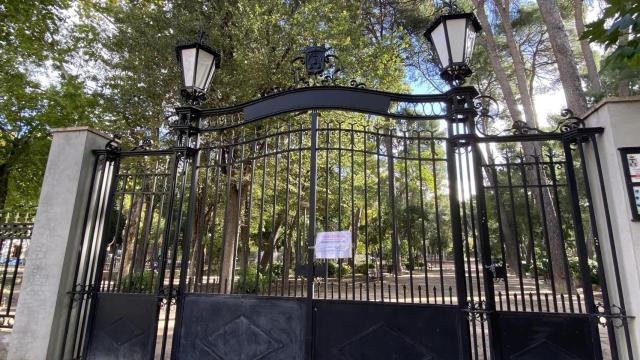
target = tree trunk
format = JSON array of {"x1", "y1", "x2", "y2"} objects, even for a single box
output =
[
  {"x1": 616, "y1": 31, "x2": 631, "y2": 96},
  {"x1": 188, "y1": 192, "x2": 213, "y2": 289},
  {"x1": 238, "y1": 184, "x2": 252, "y2": 282},
  {"x1": 473, "y1": 0, "x2": 524, "y2": 274},
  {"x1": 385, "y1": 132, "x2": 402, "y2": 273},
  {"x1": 574, "y1": 0, "x2": 602, "y2": 93},
  {"x1": 219, "y1": 181, "x2": 246, "y2": 294},
  {"x1": 472, "y1": 0, "x2": 526, "y2": 124},
  {"x1": 123, "y1": 196, "x2": 145, "y2": 277},
  {"x1": 0, "y1": 163, "x2": 9, "y2": 210},
  {"x1": 537, "y1": 0, "x2": 588, "y2": 114},
  {"x1": 494, "y1": 0, "x2": 539, "y2": 127},
  {"x1": 482, "y1": 151, "x2": 519, "y2": 273},
  {"x1": 282, "y1": 216, "x2": 295, "y2": 294},
  {"x1": 348, "y1": 207, "x2": 362, "y2": 269},
  {"x1": 475, "y1": 0, "x2": 570, "y2": 292},
  {"x1": 258, "y1": 214, "x2": 285, "y2": 272}
]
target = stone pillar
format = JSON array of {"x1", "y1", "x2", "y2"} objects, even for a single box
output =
[
  {"x1": 582, "y1": 97, "x2": 640, "y2": 359},
  {"x1": 8, "y1": 128, "x2": 111, "y2": 360}
]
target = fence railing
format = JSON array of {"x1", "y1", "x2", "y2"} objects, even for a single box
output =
[{"x1": 0, "y1": 209, "x2": 35, "y2": 329}]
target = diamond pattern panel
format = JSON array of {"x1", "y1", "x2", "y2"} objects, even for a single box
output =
[
  {"x1": 86, "y1": 293, "x2": 158, "y2": 360},
  {"x1": 493, "y1": 311, "x2": 599, "y2": 359},
  {"x1": 200, "y1": 316, "x2": 282, "y2": 360},
  {"x1": 314, "y1": 300, "x2": 463, "y2": 360},
  {"x1": 511, "y1": 340, "x2": 579, "y2": 360},
  {"x1": 103, "y1": 317, "x2": 144, "y2": 346},
  {"x1": 177, "y1": 295, "x2": 305, "y2": 360},
  {"x1": 338, "y1": 323, "x2": 434, "y2": 360}
]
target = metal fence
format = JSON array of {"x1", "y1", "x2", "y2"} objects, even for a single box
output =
[{"x1": 0, "y1": 209, "x2": 35, "y2": 329}]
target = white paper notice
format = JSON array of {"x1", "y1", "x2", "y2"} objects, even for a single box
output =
[{"x1": 315, "y1": 231, "x2": 352, "y2": 259}]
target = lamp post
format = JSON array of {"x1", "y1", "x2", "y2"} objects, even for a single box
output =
[
  {"x1": 424, "y1": 11, "x2": 481, "y2": 87},
  {"x1": 176, "y1": 31, "x2": 221, "y2": 105}
]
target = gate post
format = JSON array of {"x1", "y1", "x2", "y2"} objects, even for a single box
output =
[
  {"x1": 445, "y1": 86, "x2": 496, "y2": 359},
  {"x1": 579, "y1": 98, "x2": 640, "y2": 359},
  {"x1": 305, "y1": 109, "x2": 318, "y2": 359},
  {"x1": 8, "y1": 127, "x2": 111, "y2": 360},
  {"x1": 166, "y1": 105, "x2": 201, "y2": 359},
  {"x1": 562, "y1": 136, "x2": 605, "y2": 359}
]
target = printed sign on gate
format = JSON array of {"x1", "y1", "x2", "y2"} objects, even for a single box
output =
[{"x1": 315, "y1": 231, "x2": 352, "y2": 259}]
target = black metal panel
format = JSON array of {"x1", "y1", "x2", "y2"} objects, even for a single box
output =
[
  {"x1": 492, "y1": 311, "x2": 598, "y2": 359},
  {"x1": 244, "y1": 88, "x2": 390, "y2": 122},
  {"x1": 176, "y1": 294, "x2": 305, "y2": 360},
  {"x1": 85, "y1": 293, "x2": 158, "y2": 360},
  {"x1": 313, "y1": 300, "x2": 466, "y2": 360}
]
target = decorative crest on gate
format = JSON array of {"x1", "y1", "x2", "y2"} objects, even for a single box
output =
[{"x1": 261, "y1": 45, "x2": 366, "y2": 96}]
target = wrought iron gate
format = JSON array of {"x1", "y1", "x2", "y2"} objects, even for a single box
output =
[{"x1": 60, "y1": 85, "x2": 632, "y2": 360}]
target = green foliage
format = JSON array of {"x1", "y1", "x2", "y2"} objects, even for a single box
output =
[
  {"x1": 582, "y1": 0, "x2": 640, "y2": 69},
  {"x1": 568, "y1": 257, "x2": 600, "y2": 285},
  {"x1": 326, "y1": 261, "x2": 351, "y2": 278},
  {"x1": 0, "y1": 1, "x2": 100, "y2": 208},
  {"x1": 120, "y1": 271, "x2": 155, "y2": 293},
  {"x1": 1, "y1": 0, "x2": 415, "y2": 209},
  {"x1": 234, "y1": 264, "x2": 269, "y2": 294},
  {"x1": 355, "y1": 262, "x2": 375, "y2": 275}
]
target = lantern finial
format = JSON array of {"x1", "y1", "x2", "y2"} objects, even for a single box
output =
[
  {"x1": 176, "y1": 32, "x2": 221, "y2": 105},
  {"x1": 424, "y1": 10, "x2": 481, "y2": 86}
]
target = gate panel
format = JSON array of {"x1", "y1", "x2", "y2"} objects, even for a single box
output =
[
  {"x1": 313, "y1": 301, "x2": 466, "y2": 359},
  {"x1": 471, "y1": 101, "x2": 626, "y2": 359},
  {"x1": 86, "y1": 293, "x2": 158, "y2": 360},
  {"x1": 177, "y1": 295, "x2": 305, "y2": 359},
  {"x1": 492, "y1": 312, "x2": 595, "y2": 359}
]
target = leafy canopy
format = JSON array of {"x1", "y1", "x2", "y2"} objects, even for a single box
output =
[{"x1": 582, "y1": 0, "x2": 640, "y2": 69}]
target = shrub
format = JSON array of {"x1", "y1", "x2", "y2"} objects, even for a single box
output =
[
  {"x1": 234, "y1": 265, "x2": 269, "y2": 294},
  {"x1": 568, "y1": 257, "x2": 599, "y2": 285},
  {"x1": 356, "y1": 262, "x2": 375, "y2": 275},
  {"x1": 120, "y1": 271, "x2": 155, "y2": 293},
  {"x1": 403, "y1": 261, "x2": 424, "y2": 271},
  {"x1": 326, "y1": 261, "x2": 351, "y2": 277}
]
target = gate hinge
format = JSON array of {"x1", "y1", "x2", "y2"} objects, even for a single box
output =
[
  {"x1": 67, "y1": 284, "x2": 94, "y2": 300},
  {"x1": 594, "y1": 303, "x2": 634, "y2": 328}
]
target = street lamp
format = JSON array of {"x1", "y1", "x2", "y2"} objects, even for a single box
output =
[
  {"x1": 424, "y1": 12, "x2": 481, "y2": 86},
  {"x1": 176, "y1": 32, "x2": 221, "y2": 104}
]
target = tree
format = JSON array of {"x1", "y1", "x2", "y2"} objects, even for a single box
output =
[
  {"x1": 574, "y1": 0, "x2": 603, "y2": 94},
  {"x1": 536, "y1": 0, "x2": 589, "y2": 114},
  {"x1": 0, "y1": 1, "x2": 100, "y2": 208},
  {"x1": 582, "y1": 0, "x2": 640, "y2": 96}
]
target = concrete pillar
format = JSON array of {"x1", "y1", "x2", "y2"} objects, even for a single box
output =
[
  {"x1": 8, "y1": 128, "x2": 111, "y2": 360},
  {"x1": 582, "y1": 97, "x2": 640, "y2": 359}
]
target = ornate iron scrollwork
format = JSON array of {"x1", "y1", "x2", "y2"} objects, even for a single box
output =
[
  {"x1": 474, "y1": 94, "x2": 586, "y2": 137},
  {"x1": 262, "y1": 46, "x2": 366, "y2": 96},
  {"x1": 558, "y1": 109, "x2": 585, "y2": 133}
]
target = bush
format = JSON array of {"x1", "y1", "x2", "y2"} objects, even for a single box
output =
[
  {"x1": 271, "y1": 263, "x2": 283, "y2": 278},
  {"x1": 120, "y1": 271, "x2": 155, "y2": 293},
  {"x1": 234, "y1": 265, "x2": 269, "y2": 294},
  {"x1": 356, "y1": 262, "x2": 375, "y2": 275},
  {"x1": 326, "y1": 261, "x2": 351, "y2": 277},
  {"x1": 403, "y1": 261, "x2": 424, "y2": 271},
  {"x1": 568, "y1": 257, "x2": 599, "y2": 285}
]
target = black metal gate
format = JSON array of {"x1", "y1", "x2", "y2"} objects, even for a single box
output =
[{"x1": 59, "y1": 85, "x2": 632, "y2": 360}]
